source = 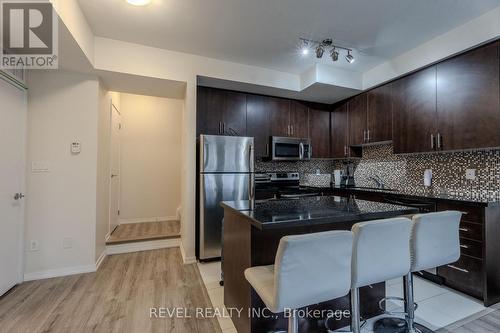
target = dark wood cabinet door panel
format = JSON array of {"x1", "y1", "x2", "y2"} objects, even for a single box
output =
[
  {"x1": 436, "y1": 41, "x2": 500, "y2": 151},
  {"x1": 393, "y1": 66, "x2": 438, "y2": 154},
  {"x1": 268, "y1": 97, "x2": 290, "y2": 137},
  {"x1": 460, "y1": 238, "x2": 483, "y2": 259},
  {"x1": 367, "y1": 84, "x2": 393, "y2": 143},
  {"x1": 246, "y1": 94, "x2": 271, "y2": 157},
  {"x1": 197, "y1": 86, "x2": 224, "y2": 135},
  {"x1": 223, "y1": 90, "x2": 247, "y2": 136},
  {"x1": 459, "y1": 221, "x2": 483, "y2": 242},
  {"x1": 309, "y1": 109, "x2": 330, "y2": 158},
  {"x1": 290, "y1": 101, "x2": 309, "y2": 138},
  {"x1": 438, "y1": 254, "x2": 483, "y2": 299},
  {"x1": 331, "y1": 102, "x2": 349, "y2": 158},
  {"x1": 348, "y1": 93, "x2": 368, "y2": 146}
]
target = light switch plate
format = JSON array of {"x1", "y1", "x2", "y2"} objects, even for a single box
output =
[
  {"x1": 465, "y1": 169, "x2": 476, "y2": 180},
  {"x1": 32, "y1": 161, "x2": 49, "y2": 173}
]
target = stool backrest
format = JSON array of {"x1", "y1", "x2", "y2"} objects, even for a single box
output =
[
  {"x1": 351, "y1": 218, "x2": 412, "y2": 288},
  {"x1": 273, "y1": 230, "x2": 353, "y2": 311},
  {"x1": 410, "y1": 211, "x2": 462, "y2": 272}
]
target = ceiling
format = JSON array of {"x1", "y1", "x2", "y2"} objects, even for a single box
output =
[{"x1": 79, "y1": 0, "x2": 500, "y2": 75}]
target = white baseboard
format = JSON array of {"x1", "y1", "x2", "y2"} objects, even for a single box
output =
[
  {"x1": 119, "y1": 216, "x2": 178, "y2": 224},
  {"x1": 24, "y1": 264, "x2": 97, "y2": 282},
  {"x1": 106, "y1": 238, "x2": 180, "y2": 255},
  {"x1": 95, "y1": 250, "x2": 107, "y2": 270},
  {"x1": 180, "y1": 242, "x2": 197, "y2": 265}
]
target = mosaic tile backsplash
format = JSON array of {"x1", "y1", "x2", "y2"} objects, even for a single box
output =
[{"x1": 256, "y1": 144, "x2": 500, "y2": 201}]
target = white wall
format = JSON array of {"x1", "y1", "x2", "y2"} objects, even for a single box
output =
[
  {"x1": 119, "y1": 93, "x2": 183, "y2": 222},
  {"x1": 25, "y1": 70, "x2": 99, "y2": 278}
]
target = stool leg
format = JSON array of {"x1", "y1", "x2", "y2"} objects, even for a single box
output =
[
  {"x1": 288, "y1": 309, "x2": 298, "y2": 333},
  {"x1": 351, "y1": 288, "x2": 361, "y2": 333},
  {"x1": 404, "y1": 273, "x2": 417, "y2": 333}
]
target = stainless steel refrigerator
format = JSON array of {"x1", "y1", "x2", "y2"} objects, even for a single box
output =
[{"x1": 199, "y1": 135, "x2": 254, "y2": 260}]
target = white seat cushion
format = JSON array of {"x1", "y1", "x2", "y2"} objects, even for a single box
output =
[
  {"x1": 244, "y1": 265, "x2": 276, "y2": 311},
  {"x1": 245, "y1": 230, "x2": 353, "y2": 313}
]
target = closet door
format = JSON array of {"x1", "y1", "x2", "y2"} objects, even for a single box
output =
[{"x1": 0, "y1": 77, "x2": 27, "y2": 296}]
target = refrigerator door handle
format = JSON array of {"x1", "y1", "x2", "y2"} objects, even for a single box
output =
[{"x1": 248, "y1": 144, "x2": 255, "y2": 203}]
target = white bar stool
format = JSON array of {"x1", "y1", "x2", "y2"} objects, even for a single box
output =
[
  {"x1": 374, "y1": 211, "x2": 462, "y2": 333},
  {"x1": 244, "y1": 230, "x2": 353, "y2": 333},
  {"x1": 351, "y1": 218, "x2": 413, "y2": 333}
]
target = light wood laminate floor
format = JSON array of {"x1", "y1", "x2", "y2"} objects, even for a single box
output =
[
  {"x1": 107, "y1": 221, "x2": 180, "y2": 244},
  {"x1": 439, "y1": 304, "x2": 500, "y2": 333},
  {"x1": 0, "y1": 248, "x2": 221, "y2": 333}
]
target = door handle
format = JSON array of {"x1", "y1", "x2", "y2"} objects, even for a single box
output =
[
  {"x1": 14, "y1": 193, "x2": 25, "y2": 200},
  {"x1": 299, "y1": 142, "x2": 304, "y2": 159}
]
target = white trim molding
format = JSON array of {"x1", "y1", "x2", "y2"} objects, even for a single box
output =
[
  {"x1": 24, "y1": 264, "x2": 97, "y2": 282},
  {"x1": 95, "y1": 250, "x2": 107, "y2": 270},
  {"x1": 118, "y1": 216, "x2": 178, "y2": 224},
  {"x1": 106, "y1": 238, "x2": 180, "y2": 255},
  {"x1": 180, "y1": 242, "x2": 197, "y2": 265}
]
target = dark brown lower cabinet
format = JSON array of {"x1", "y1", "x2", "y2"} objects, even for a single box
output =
[{"x1": 435, "y1": 201, "x2": 500, "y2": 306}]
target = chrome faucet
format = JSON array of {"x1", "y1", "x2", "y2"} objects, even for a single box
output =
[{"x1": 368, "y1": 175, "x2": 385, "y2": 189}]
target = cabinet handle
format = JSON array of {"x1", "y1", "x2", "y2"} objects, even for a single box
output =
[
  {"x1": 363, "y1": 130, "x2": 366, "y2": 143},
  {"x1": 447, "y1": 265, "x2": 469, "y2": 274},
  {"x1": 431, "y1": 134, "x2": 435, "y2": 150},
  {"x1": 344, "y1": 146, "x2": 348, "y2": 157},
  {"x1": 459, "y1": 227, "x2": 469, "y2": 232},
  {"x1": 437, "y1": 133, "x2": 442, "y2": 150},
  {"x1": 291, "y1": 125, "x2": 294, "y2": 135},
  {"x1": 222, "y1": 122, "x2": 226, "y2": 134},
  {"x1": 266, "y1": 143, "x2": 269, "y2": 156},
  {"x1": 460, "y1": 244, "x2": 469, "y2": 249},
  {"x1": 367, "y1": 130, "x2": 370, "y2": 142},
  {"x1": 219, "y1": 122, "x2": 222, "y2": 134}
]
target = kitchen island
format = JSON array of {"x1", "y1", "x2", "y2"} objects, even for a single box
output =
[{"x1": 221, "y1": 196, "x2": 419, "y2": 333}]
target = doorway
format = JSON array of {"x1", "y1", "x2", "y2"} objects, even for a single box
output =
[{"x1": 109, "y1": 103, "x2": 121, "y2": 235}]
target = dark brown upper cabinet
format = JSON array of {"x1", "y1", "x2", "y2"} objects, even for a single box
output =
[
  {"x1": 196, "y1": 87, "x2": 247, "y2": 137},
  {"x1": 367, "y1": 84, "x2": 393, "y2": 143},
  {"x1": 246, "y1": 94, "x2": 271, "y2": 157},
  {"x1": 393, "y1": 66, "x2": 438, "y2": 154},
  {"x1": 436, "y1": 41, "x2": 500, "y2": 151},
  {"x1": 348, "y1": 93, "x2": 368, "y2": 146},
  {"x1": 290, "y1": 101, "x2": 309, "y2": 138},
  {"x1": 268, "y1": 97, "x2": 291, "y2": 137},
  {"x1": 331, "y1": 102, "x2": 350, "y2": 158},
  {"x1": 309, "y1": 109, "x2": 330, "y2": 158}
]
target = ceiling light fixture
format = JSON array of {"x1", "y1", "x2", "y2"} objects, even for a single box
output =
[
  {"x1": 330, "y1": 48, "x2": 339, "y2": 62},
  {"x1": 315, "y1": 46, "x2": 324, "y2": 58},
  {"x1": 300, "y1": 40, "x2": 310, "y2": 56},
  {"x1": 299, "y1": 38, "x2": 355, "y2": 64},
  {"x1": 126, "y1": 0, "x2": 151, "y2": 6},
  {"x1": 345, "y1": 51, "x2": 355, "y2": 63}
]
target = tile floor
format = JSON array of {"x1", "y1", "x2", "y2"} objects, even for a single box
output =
[{"x1": 197, "y1": 261, "x2": 488, "y2": 332}]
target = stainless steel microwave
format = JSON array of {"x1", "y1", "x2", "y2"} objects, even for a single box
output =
[{"x1": 270, "y1": 136, "x2": 311, "y2": 161}]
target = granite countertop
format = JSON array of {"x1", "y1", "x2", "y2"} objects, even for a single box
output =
[
  {"x1": 221, "y1": 196, "x2": 419, "y2": 230},
  {"x1": 303, "y1": 185, "x2": 500, "y2": 206}
]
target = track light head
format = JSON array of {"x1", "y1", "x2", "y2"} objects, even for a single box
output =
[
  {"x1": 300, "y1": 40, "x2": 309, "y2": 56},
  {"x1": 316, "y1": 46, "x2": 324, "y2": 58},
  {"x1": 345, "y1": 51, "x2": 355, "y2": 63},
  {"x1": 330, "y1": 48, "x2": 339, "y2": 61}
]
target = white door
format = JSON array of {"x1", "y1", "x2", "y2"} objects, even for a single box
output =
[
  {"x1": 0, "y1": 77, "x2": 27, "y2": 296},
  {"x1": 109, "y1": 103, "x2": 121, "y2": 234}
]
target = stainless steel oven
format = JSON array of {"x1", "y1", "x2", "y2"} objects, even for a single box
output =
[{"x1": 270, "y1": 136, "x2": 311, "y2": 161}]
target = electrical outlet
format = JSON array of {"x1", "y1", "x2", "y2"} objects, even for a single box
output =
[
  {"x1": 63, "y1": 237, "x2": 73, "y2": 249},
  {"x1": 465, "y1": 169, "x2": 477, "y2": 181},
  {"x1": 29, "y1": 240, "x2": 39, "y2": 251}
]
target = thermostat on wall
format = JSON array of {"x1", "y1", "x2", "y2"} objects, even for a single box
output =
[{"x1": 71, "y1": 141, "x2": 81, "y2": 154}]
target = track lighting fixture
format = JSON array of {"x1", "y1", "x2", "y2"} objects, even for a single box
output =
[
  {"x1": 330, "y1": 48, "x2": 339, "y2": 62},
  {"x1": 315, "y1": 46, "x2": 324, "y2": 58},
  {"x1": 299, "y1": 38, "x2": 355, "y2": 64},
  {"x1": 345, "y1": 50, "x2": 355, "y2": 63},
  {"x1": 300, "y1": 40, "x2": 310, "y2": 55}
]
